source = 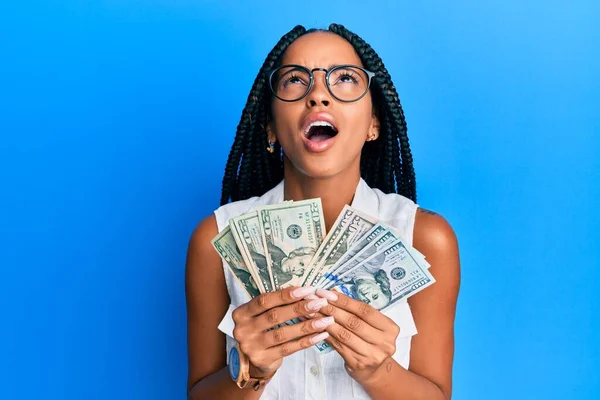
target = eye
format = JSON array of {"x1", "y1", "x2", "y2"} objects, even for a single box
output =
[
  {"x1": 372, "y1": 294, "x2": 378, "y2": 300},
  {"x1": 338, "y1": 73, "x2": 358, "y2": 83},
  {"x1": 331, "y1": 68, "x2": 360, "y2": 85},
  {"x1": 281, "y1": 72, "x2": 309, "y2": 88}
]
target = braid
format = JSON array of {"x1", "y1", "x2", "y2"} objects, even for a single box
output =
[
  {"x1": 360, "y1": 141, "x2": 376, "y2": 183},
  {"x1": 220, "y1": 24, "x2": 417, "y2": 205}
]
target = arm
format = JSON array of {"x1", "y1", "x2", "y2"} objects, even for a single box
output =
[
  {"x1": 185, "y1": 215, "x2": 263, "y2": 400},
  {"x1": 404, "y1": 208, "x2": 460, "y2": 399},
  {"x1": 319, "y1": 208, "x2": 460, "y2": 400}
]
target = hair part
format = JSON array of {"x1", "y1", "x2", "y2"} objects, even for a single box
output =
[{"x1": 220, "y1": 23, "x2": 416, "y2": 205}]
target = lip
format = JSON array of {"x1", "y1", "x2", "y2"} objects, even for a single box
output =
[{"x1": 300, "y1": 112, "x2": 339, "y2": 153}]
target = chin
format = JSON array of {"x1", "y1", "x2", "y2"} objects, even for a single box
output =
[
  {"x1": 287, "y1": 155, "x2": 358, "y2": 180},
  {"x1": 299, "y1": 166, "x2": 343, "y2": 179}
]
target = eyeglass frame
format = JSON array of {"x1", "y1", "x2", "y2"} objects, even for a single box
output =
[{"x1": 267, "y1": 64, "x2": 377, "y2": 103}]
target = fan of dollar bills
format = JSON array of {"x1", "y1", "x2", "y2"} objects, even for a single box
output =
[{"x1": 211, "y1": 198, "x2": 435, "y2": 313}]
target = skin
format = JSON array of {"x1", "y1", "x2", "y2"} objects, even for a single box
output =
[{"x1": 186, "y1": 32, "x2": 460, "y2": 400}]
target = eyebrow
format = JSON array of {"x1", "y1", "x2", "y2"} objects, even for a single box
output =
[{"x1": 285, "y1": 63, "x2": 346, "y2": 69}]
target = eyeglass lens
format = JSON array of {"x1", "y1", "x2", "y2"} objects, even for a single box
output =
[{"x1": 271, "y1": 66, "x2": 370, "y2": 102}]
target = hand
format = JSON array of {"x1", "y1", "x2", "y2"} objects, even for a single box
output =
[
  {"x1": 316, "y1": 288, "x2": 400, "y2": 383},
  {"x1": 231, "y1": 286, "x2": 334, "y2": 377}
]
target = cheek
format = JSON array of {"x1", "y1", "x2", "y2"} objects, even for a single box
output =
[
  {"x1": 340, "y1": 103, "x2": 374, "y2": 139},
  {"x1": 271, "y1": 103, "x2": 304, "y2": 137}
]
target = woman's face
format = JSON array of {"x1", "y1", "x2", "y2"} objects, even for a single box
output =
[
  {"x1": 281, "y1": 253, "x2": 312, "y2": 277},
  {"x1": 355, "y1": 277, "x2": 390, "y2": 310},
  {"x1": 268, "y1": 32, "x2": 379, "y2": 179}
]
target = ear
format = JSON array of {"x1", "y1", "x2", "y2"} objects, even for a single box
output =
[
  {"x1": 367, "y1": 114, "x2": 380, "y2": 142},
  {"x1": 266, "y1": 120, "x2": 277, "y2": 144}
]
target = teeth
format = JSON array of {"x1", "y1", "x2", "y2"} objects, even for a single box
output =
[{"x1": 305, "y1": 121, "x2": 335, "y2": 134}]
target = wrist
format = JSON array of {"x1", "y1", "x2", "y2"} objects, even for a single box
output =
[
  {"x1": 228, "y1": 344, "x2": 276, "y2": 391},
  {"x1": 350, "y1": 358, "x2": 395, "y2": 387},
  {"x1": 249, "y1": 364, "x2": 277, "y2": 380}
]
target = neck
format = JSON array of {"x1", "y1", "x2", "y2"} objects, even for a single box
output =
[{"x1": 282, "y1": 163, "x2": 361, "y2": 231}]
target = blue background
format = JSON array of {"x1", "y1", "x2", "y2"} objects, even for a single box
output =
[{"x1": 1, "y1": 1, "x2": 598, "y2": 399}]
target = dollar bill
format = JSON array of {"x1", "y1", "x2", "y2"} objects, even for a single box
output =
[
  {"x1": 408, "y1": 246, "x2": 430, "y2": 269},
  {"x1": 316, "y1": 222, "x2": 387, "y2": 287},
  {"x1": 329, "y1": 240, "x2": 436, "y2": 311},
  {"x1": 298, "y1": 205, "x2": 354, "y2": 286},
  {"x1": 257, "y1": 199, "x2": 326, "y2": 290},
  {"x1": 211, "y1": 226, "x2": 260, "y2": 298},
  {"x1": 303, "y1": 208, "x2": 377, "y2": 287},
  {"x1": 314, "y1": 340, "x2": 334, "y2": 354},
  {"x1": 314, "y1": 239, "x2": 435, "y2": 355},
  {"x1": 229, "y1": 211, "x2": 274, "y2": 292},
  {"x1": 320, "y1": 229, "x2": 400, "y2": 288}
]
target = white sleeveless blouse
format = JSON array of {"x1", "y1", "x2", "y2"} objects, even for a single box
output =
[{"x1": 215, "y1": 178, "x2": 419, "y2": 399}]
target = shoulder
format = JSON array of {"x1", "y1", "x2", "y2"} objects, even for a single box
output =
[
  {"x1": 188, "y1": 214, "x2": 219, "y2": 258},
  {"x1": 413, "y1": 208, "x2": 459, "y2": 254},
  {"x1": 186, "y1": 190, "x2": 269, "y2": 280},
  {"x1": 411, "y1": 207, "x2": 460, "y2": 302},
  {"x1": 186, "y1": 214, "x2": 221, "y2": 283}
]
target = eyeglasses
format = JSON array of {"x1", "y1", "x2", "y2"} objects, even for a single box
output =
[{"x1": 268, "y1": 64, "x2": 376, "y2": 103}]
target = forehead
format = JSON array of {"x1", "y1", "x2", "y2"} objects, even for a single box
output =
[{"x1": 280, "y1": 32, "x2": 364, "y2": 68}]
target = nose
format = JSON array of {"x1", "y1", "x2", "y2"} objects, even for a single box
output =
[{"x1": 305, "y1": 70, "x2": 331, "y2": 108}]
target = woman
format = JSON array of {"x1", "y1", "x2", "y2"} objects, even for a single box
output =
[{"x1": 186, "y1": 23, "x2": 460, "y2": 399}]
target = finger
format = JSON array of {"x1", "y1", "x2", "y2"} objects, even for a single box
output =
[
  {"x1": 325, "y1": 322, "x2": 373, "y2": 357},
  {"x1": 304, "y1": 293, "x2": 320, "y2": 318},
  {"x1": 295, "y1": 294, "x2": 322, "y2": 321},
  {"x1": 324, "y1": 336, "x2": 361, "y2": 367},
  {"x1": 264, "y1": 331, "x2": 330, "y2": 361},
  {"x1": 256, "y1": 297, "x2": 329, "y2": 330},
  {"x1": 318, "y1": 303, "x2": 382, "y2": 344},
  {"x1": 244, "y1": 286, "x2": 316, "y2": 317},
  {"x1": 316, "y1": 289, "x2": 391, "y2": 330},
  {"x1": 262, "y1": 316, "x2": 335, "y2": 348}
]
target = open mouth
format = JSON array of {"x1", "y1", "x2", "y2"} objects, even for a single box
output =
[{"x1": 304, "y1": 121, "x2": 339, "y2": 142}]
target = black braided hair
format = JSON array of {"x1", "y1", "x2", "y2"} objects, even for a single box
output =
[{"x1": 219, "y1": 23, "x2": 416, "y2": 205}]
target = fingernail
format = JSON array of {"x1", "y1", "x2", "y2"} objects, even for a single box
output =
[
  {"x1": 310, "y1": 331, "x2": 330, "y2": 344},
  {"x1": 313, "y1": 316, "x2": 334, "y2": 329},
  {"x1": 305, "y1": 293, "x2": 319, "y2": 300},
  {"x1": 292, "y1": 286, "x2": 316, "y2": 299},
  {"x1": 316, "y1": 288, "x2": 338, "y2": 302},
  {"x1": 307, "y1": 298, "x2": 328, "y2": 311}
]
